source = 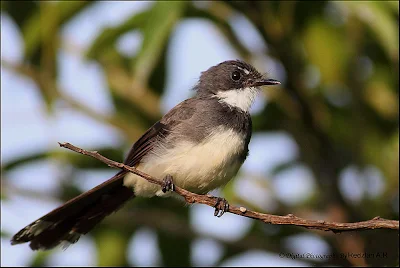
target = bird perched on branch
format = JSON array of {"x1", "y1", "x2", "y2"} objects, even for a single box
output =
[{"x1": 11, "y1": 60, "x2": 280, "y2": 250}]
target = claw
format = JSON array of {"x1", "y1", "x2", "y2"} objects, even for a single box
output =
[
  {"x1": 214, "y1": 197, "x2": 229, "y2": 217},
  {"x1": 162, "y1": 175, "x2": 175, "y2": 193}
]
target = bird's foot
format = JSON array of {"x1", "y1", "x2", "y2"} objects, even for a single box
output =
[
  {"x1": 214, "y1": 197, "x2": 229, "y2": 217},
  {"x1": 162, "y1": 174, "x2": 175, "y2": 193}
]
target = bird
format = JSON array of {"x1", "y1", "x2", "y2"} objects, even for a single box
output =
[{"x1": 10, "y1": 59, "x2": 280, "y2": 251}]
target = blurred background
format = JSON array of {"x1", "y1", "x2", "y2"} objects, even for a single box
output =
[{"x1": 1, "y1": 1, "x2": 399, "y2": 266}]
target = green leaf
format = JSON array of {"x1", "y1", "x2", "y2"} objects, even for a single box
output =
[
  {"x1": 338, "y1": 1, "x2": 399, "y2": 61},
  {"x1": 22, "y1": 1, "x2": 93, "y2": 60},
  {"x1": 1, "y1": 147, "x2": 123, "y2": 174},
  {"x1": 1, "y1": 229, "x2": 11, "y2": 238},
  {"x1": 185, "y1": 5, "x2": 251, "y2": 59},
  {"x1": 29, "y1": 251, "x2": 52, "y2": 267},
  {"x1": 86, "y1": 8, "x2": 151, "y2": 60},
  {"x1": 363, "y1": 67, "x2": 399, "y2": 120},
  {"x1": 157, "y1": 230, "x2": 191, "y2": 267},
  {"x1": 132, "y1": 1, "x2": 187, "y2": 85},
  {"x1": 94, "y1": 229, "x2": 130, "y2": 266},
  {"x1": 383, "y1": 0, "x2": 399, "y2": 14},
  {"x1": 270, "y1": 160, "x2": 299, "y2": 176},
  {"x1": 1, "y1": 152, "x2": 49, "y2": 172},
  {"x1": 302, "y1": 17, "x2": 350, "y2": 85},
  {"x1": 1, "y1": 1, "x2": 39, "y2": 30},
  {"x1": 17, "y1": 1, "x2": 94, "y2": 111}
]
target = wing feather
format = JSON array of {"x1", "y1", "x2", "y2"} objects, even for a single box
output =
[{"x1": 123, "y1": 98, "x2": 197, "y2": 167}]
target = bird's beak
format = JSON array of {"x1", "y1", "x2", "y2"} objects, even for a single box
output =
[{"x1": 252, "y1": 78, "x2": 281, "y2": 87}]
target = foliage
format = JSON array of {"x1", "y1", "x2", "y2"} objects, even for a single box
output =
[{"x1": 1, "y1": 1, "x2": 398, "y2": 266}]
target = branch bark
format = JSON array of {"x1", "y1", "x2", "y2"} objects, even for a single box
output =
[{"x1": 58, "y1": 142, "x2": 399, "y2": 233}]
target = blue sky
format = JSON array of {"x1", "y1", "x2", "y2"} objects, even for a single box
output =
[{"x1": 1, "y1": 1, "x2": 380, "y2": 266}]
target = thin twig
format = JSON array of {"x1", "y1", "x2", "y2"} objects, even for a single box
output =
[{"x1": 58, "y1": 142, "x2": 399, "y2": 232}]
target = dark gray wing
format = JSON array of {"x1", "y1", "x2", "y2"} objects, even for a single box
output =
[
  {"x1": 123, "y1": 98, "x2": 196, "y2": 167},
  {"x1": 123, "y1": 120, "x2": 167, "y2": 167}
]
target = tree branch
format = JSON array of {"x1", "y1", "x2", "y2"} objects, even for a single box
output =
[{"x1": 58, "y1": 142, "x2": 399, "y2": 232}]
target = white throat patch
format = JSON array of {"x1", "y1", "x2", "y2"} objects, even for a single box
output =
[{"x1": 215, "y1": 87, "x2": 259, "y2": 111}]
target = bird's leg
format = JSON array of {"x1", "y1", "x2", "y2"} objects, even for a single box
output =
[
  {"x1": 214, "y1": 197, "x2": 229, "y2": 217},
  {"x1": 161, "y1": 174, "x2": 175, "y2": 193}
]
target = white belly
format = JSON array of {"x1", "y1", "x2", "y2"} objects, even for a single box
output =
[{"x1": 123, "y1": 127, "x2": 246, "y2": 197}]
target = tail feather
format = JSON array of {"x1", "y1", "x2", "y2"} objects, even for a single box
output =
[{"x1": 11, "y1": 171, "x2": 135, "y2": 250}]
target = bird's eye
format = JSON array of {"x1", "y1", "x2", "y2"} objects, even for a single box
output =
[{"x1": 231, "y1": 71, "x2": 241, "y2": 81}]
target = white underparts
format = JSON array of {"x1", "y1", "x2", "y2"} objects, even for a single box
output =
[
  {"x1": 215, "y1": 87, "x2": 259, "y2": 112},
  {"x1": 123, "y1": 126, "x2": 245, "y2": 197}
]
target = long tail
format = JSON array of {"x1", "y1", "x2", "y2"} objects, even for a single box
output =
[{"x1": 10, "y1": 171, "x2": 134, "y2": 250}]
